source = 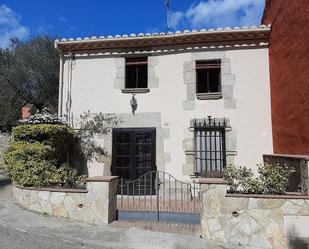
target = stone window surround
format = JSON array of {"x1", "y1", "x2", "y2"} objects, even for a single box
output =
[
  {"x1": 114, "y1": 56, "x2": 159, "y2": 93},
  {"x1": 183, "y1": 51, "x2": 236, "y2": 111},
  {"x1": 182, "y1": 117, "x2": 237, "y2": 177},
  {"x1": 98, "y1": 112, "x2": 170, "y2": 175}
]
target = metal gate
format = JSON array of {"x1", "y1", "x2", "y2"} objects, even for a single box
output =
[{"x1": 117, "y1": 171, "x2": 200, "y2": 224}]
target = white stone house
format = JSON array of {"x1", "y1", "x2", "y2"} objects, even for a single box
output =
[{"x1": 55, "y1": 25, "x2": 273, "y2": 182}]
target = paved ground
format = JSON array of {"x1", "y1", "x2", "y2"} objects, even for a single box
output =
[
  {"x1": 0, "y1": 177, "x2": 262, "y2": 249},
  {"x1": 111, "y1": 220, "x2": 201, "y2": 235}
]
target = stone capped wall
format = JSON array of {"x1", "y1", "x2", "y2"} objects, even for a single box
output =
[
  {"x1": 13, "y1": 176, "x2": 118, "y2": 224},
  {"x1": 200, "y1": 182, "x2": 309, "y2": 249}
]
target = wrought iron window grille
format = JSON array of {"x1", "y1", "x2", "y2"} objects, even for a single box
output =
[
  {"x1": 189, "y1": 116, "x2": 230, "y2": 131},
  {"x1": 189, "y1": 116, "x2": 230, "y2": 178}
]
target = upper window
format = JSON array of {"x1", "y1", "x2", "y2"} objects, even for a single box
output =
[
  {"x1": 125, "y1": 57, "x2": 148, "y2": 89},
  {"x1": 196, "y1": 60, "x2": 221, "y2": 99}
]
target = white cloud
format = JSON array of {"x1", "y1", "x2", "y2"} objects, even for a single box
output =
[
  {"x1": 170, "y1": 0, "x2": 265, "y2": 30},
  {"x1": 0, "y1": 5, "x2": 29, "y2": 48}
]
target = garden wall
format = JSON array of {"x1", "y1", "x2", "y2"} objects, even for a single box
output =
[
  {"x1": 13, "y1": 176, "x2": 118, "y2": 224},
  {"x1": 199, "y1": 179, "x2": 309, "y2": 249}
]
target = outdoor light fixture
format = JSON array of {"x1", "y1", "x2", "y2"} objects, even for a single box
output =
[{"x1": 130, "y1": 94, "x2": 137, "y2": 116}]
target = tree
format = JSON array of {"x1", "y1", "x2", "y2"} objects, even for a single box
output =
[
  {"x1": 0, "y1": 47, "x2": 22, "y2": 131},
  {"x1": 0, "y1": 35, "x2": 59, "y2": 131}
]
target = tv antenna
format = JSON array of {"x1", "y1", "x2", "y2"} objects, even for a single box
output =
[{"x1": 166, "y1": 0, "x2": 171, "y2": 31}]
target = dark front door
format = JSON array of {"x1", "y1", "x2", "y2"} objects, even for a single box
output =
[{"x1": 112, "y1": 128, "x2": 156, "y2": 182}]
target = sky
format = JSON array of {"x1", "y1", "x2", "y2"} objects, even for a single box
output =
[{"x1": 0, "y1": 0, "x2": 265, "y2": 48}]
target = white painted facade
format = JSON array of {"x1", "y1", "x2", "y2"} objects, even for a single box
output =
[{"x1": 58, "y1": 42, "x2": 273, "y2": 180}]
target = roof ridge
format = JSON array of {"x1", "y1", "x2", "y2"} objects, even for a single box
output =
[{"x1": 55, "y1": 24, "x2": 271, "y2": 43}]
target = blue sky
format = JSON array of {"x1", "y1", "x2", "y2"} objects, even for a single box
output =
[{"x1": 0, "y1": 0, "x2": 265, "y2": 48}]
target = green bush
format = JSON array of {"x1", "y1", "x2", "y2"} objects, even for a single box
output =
[
  {"x1": 49, "y1": 164, "x2": 86, "y2": 189},
  {"x1": 242, "y1": 177, "x2": 265, "y2": 194},
  {"x1": 12, "y1": 124, "x2": 74, "y2": 164},
  {"x1": 258, "y1": 163, "x2": 295, "y2": 194},
  {"x1": 223, "y1": 163, "x2": 295, "y2": 194},
  {"x1": 4, "y1": 124, "x2": 85, "y2": 188},
  {"x1": 222, "y1": 165, "x2": 254, "y2": 193}
]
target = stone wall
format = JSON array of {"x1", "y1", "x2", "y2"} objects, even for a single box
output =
[
  {"x1": 200, "y1": 180, "x2": 309, "y2": 249},
  {"x1": 13, "y1": 176, "x2": 118, "y2": 224},
  {"x1": 0, "y1": 132, "x2": 10, "y2": 168}
]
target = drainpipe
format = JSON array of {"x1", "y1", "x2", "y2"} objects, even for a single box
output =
[{"x1": 58, "y1": 52, "x2": 64, "y2": 117}]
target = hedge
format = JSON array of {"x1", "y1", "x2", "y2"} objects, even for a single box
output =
[
  {"x1": 12, "y1": 124, "x2": 74, "y2": 164},
  {"x1": 4, "y1": 124, "x2": 85, "y2": 188}
]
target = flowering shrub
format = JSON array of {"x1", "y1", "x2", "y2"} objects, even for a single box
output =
[
  {"x1": 223, "y1": 163, "x2": 295, "y2": 194},
  {"x1": 19, "y1": 108, "x2": 66, "y2": 125}
]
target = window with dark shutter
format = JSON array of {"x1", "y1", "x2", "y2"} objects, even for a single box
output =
[
  {"x1": 196, "y1": 60, "x2": 221, "y2": 99},
  {"x1": 125, "y1": 57, "x2": 148, "y2": 89}
]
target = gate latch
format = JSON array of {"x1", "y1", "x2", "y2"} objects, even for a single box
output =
[{"x1": 155, "y1": 177, "x2": 161, "y2": 191}]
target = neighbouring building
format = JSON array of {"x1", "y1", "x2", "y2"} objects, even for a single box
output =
[
  {"x1": 262, "y1": 0, "x2": 309, "y2": 155},
  {"x1": 20, "y1": 103, "x2": 34, "y2": 120},
  {"x1": 54, "y1": 25, "x2": 273, "y2": 181}
]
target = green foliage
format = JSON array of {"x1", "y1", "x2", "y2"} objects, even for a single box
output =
[
  {"x1": 4, "y1": 124, "x2": 85, "y2": 188},
  {"x1": 48, "y1": 164, "x2": 86, "y2": 189},
  {"x1": 2, "y1": 36, "x2": 59, "y2": 111},
  {"x1": 258, "y1": 163, "x2": 295, "y2": 194},
  {"x1": 0, "y1": 48, "x2": 22, "y2": 131},
  {"x1": 76, "y1": 111, "x2": 121, "y2": 161},
  {"x1": 0, "y1": 35, "x2": 59, "y2": 130},
  {"x1": 223, "y1": 165, "x2": 255, "y2": 193},
  {"x1": 4, "y1": 141, "x2": 54, "y2": 187},
  {"x1": 242, "y1": 177, "x2": 265, "y2": 194},
  {"x1": 4, "y1": 141, "x2": 54, "y2": 161},
  {"x1": 12, "y1": 124, "x2": 74, "y2": 164},
  {"x1": 223, "y1": 163, "x2": 295, "y2": 194}
]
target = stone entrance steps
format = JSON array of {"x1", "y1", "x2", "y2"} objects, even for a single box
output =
[{"x1": 110, "y1": 220, "x2": 201, "y2": 236}]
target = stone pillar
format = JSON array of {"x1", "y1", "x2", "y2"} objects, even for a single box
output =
[
  {"x1": 86, "y1": 176, "x2": 118, "y2": 224},
  {"x1": 198, "y1": 178, "x2": 228, "y2": 241}
]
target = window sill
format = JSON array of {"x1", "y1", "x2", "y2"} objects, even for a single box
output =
[
  {"x1": 121, "y1": 88, "x2": 150, "y2": 94},
  {"x1": 196, "y1": 92, "x2": 222, "y2": 100}
]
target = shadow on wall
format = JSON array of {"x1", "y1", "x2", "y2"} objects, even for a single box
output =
[
  {"x1": 288, "y1": 239, "x2": 308, "y2": 249},
  {"x1": 70, "y1": 136, "x2": 89, "y2": 176},
  {"x1": 287, "y1": 225, "x2": 309, "y2": 249}
]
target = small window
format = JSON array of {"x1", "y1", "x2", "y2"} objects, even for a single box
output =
[
  {"x1": 196, "y1": 60, "x2": 221, "y2": 98},
  {"x1": 191, "y1": 117, "x2": 228, "y2": 177},
  {"x1": 125, "y1": 57, "x2": 148, "y2": 89}
]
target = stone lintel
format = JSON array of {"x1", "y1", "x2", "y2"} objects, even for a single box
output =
[{"x1": 86, "y1": 176, "x2": 119, "y2": 182}]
